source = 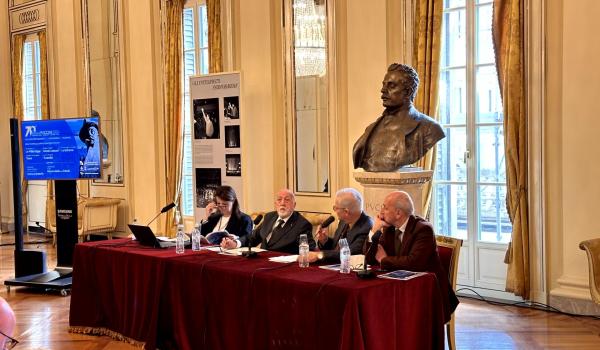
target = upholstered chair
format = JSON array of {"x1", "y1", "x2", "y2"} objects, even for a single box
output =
[
  {"x1": 579, "y1": 238, "x2": 600, "y2": 304},
  {"x1": 436, "y1": 235, "x2": 463, "y2": 350}
]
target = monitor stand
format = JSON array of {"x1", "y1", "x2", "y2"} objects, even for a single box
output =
[{"x1": 3, "y1": 180, "x2": 76, "y2": 295}]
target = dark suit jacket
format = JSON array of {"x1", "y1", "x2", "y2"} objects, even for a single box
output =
[
  {"x1": 318, "y1": 212, "x2": 373, "y2": 262},
  {"x1": 365, "y1": 215, "x2": 459, "y2": 323},
  {"x1": 352, "y1": 106, "x2": 445, "y2": 171},
  {"x1": 201, "y1": 213, "x2": 252, "y2": 241},
  {"x1": 242, "y1": 211, "x2": 315, "y2": 254}
]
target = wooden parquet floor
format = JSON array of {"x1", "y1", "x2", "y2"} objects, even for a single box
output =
[{"x1": 0, "y1": 232, "x2": 599, "y2": 349}]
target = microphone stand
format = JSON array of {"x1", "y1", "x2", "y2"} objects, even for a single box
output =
[
  {"x1": 241, "y1": 244, "x2": 257, "y2": 258},
  {"x1": 357, "y1": 232, "x2": 378, "y2": 279}
]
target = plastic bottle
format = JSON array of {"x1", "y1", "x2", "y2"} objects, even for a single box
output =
[
  {"x1": 191, "y1": 222, "x2": 202, "y2": 251},
  {"x1": 339, "y1": 238, "x2": 351, "y2": 273},
  {"x1": 176, "y1": 224, "x2": 185, "y2": 254},
  {"x1": 298, "y1": 234, "x2": 309, "y2": 268}
]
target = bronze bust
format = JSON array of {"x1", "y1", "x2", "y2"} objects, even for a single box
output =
[{"x1": 353, "y1": 64, "x2": 445, "y2": 172}]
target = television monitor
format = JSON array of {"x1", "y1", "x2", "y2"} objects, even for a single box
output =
[{"x1": 21, "y1": 117, "x2": 102, "y2": 180}]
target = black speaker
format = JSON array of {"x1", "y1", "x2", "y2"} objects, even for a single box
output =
[{"x1": 14, "y1": 250, "x2": 47, "y2": 277}]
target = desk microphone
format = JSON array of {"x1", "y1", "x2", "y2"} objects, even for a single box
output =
[
  {"x1": 242, "y1": 214, "x2": 264, "y2": 258},
  {"x1": 253, "y1": 214, "x2": 264, "y2": 227},
  {"x1": 146, "y1": 202, "x2": 176, "y2": 226},
  {"x1": 357, "y1": 230, "x2": 379, "y2": 280}
]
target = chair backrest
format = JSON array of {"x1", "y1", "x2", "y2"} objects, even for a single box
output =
[
  {"x1": 436, "y1": 235, "x2": 463, "y2": 289},
  {"x1": 579, "y1": 238, "x2": 600, "y2": 304}
]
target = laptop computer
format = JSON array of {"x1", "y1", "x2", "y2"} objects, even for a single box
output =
[{"x1": 128, "y1": 224, "x2": 188, "y2": 249}]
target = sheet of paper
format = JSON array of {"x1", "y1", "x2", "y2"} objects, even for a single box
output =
[
  {"x1": 218, "y1": 247, "x2": 267, "y2": 256},
  {"x1": 269, "y1": 255, "x2": 299, "y2": 263}
]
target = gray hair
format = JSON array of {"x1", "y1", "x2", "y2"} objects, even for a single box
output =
[
  {"x1": 393, "y1": 191, "x2": 414, "y2": 215},
  {"x1": 336, "y1": 188, "x2": 363, "y2": 213}
]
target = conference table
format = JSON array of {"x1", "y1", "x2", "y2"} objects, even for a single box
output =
[{"x1": 69, "y1": 239, "x2": 446, "y2": 350}]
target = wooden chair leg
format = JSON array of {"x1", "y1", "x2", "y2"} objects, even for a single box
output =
[
  {"x1": 52, "y1": 232, "x2": 56, "y2": 247},
  {"x1": 447, "y1": 316, "x2": 456, "y2": 350},
  {"x1": 108, "y1": 232, "x2": 112, "y2": 240}
]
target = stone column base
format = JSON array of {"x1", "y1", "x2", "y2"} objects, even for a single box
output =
[{"x1": 353, "y1": 169, "x2": 433, "y2": 218}]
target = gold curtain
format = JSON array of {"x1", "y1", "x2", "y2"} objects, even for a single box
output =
[
  {"x1": 492, "y1": 0, "x2": 529, "y2": 299},
  {"x1": 12, "y1": 34, "x2": 28, "y2": 228},
  {"x1": 162, "y1": 0, "x2": 184, "y2": 236},
  {"x1": 12, "y1": 35, "x2": 25, "y2": 119},
  {"x1": 412, "y1": 0, "x2": 443, "y2": 215},
  {"x1": 207, "y1": 0, "x2": 222, "y2": 73}
]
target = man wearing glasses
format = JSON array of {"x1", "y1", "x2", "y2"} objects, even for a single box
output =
[
  {"x1": 222, "y1": 189, "x2": 315, "y2": 254},
  {"x1": 307, "y1": 188, "x2": 373, "y2": 263},
  {"x1": 0, "y1": 297, "x2": 17, "y2": 349}
]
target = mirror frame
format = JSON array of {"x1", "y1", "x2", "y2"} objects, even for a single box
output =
[
  {"x1": 283, "y1": 0, "x2": 335, "y2": 197},
  {"x1": 81, "y1": 0, "x2": 125, "y2": 186}
]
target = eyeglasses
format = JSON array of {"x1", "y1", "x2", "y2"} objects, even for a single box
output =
[
  {"x1": 276, "y1": 197, "x2": 293, "y2": 204},
  {"x1": 332, "y1": 205, "x2": 348, "y2": 211},
  {"x1": 215, "y1": 201, "x2": 231, "y2": 208},
  {"x1": 0, "y1": 330, "x2": 18, "y2": 349}
]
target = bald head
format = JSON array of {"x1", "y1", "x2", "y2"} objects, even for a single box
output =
[
  {"x1": 387, "y1": 191, "x2": 414, "y2": 215},
  {"x1": 379, "y1": 191, "x2": 414, "y2": 227},
  {"x1": 0, "y1": 297, "x2": 15, "y2": 348}
]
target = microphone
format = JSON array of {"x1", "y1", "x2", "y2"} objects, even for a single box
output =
[
  {"x1": 146, "y1": 202, "x2": 176, "y2": 226},
  {"x1": 242, "y1": 214, "x2": 264, "y2": 259},
  {"x1": 253, "y1": 214, "x2": 264, "y2": 226},
  {"x1": 357, "y1": 230, "x2": 379, "y2": 280},
  {"x1": 320, "y1": 215, "x2": 335, "y2": 228}
]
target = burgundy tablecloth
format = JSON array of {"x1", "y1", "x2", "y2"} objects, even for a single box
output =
[{"x1": 70, "y1": 240, "x2": 445, "y2": 350}]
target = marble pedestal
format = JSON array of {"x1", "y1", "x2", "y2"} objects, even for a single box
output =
[{"x1": 353, "y1": 169, "x2": 433, "y2": 218}]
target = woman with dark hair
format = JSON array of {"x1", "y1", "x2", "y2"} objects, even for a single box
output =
[{"x1": 201, "y1": 186, "x2": 252, "y2": 242}]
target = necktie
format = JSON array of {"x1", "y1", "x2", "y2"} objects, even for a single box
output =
[
  {"x1": 394, "y1": 228, "x2": 403, "y2": 254},
  {"x1": 266, "y1": 219, "x2": 284, "y2": 243}
]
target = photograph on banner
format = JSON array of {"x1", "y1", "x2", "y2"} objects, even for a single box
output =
[
  {"x1": 193, "y1": 98, "x2": 220, "y2": 139},
  {"x1": 225, "y1": 154, "x2": 241, "y2": 176},
  {"x1": 195, "y1": 168, "x2": 222, "y2": 208},
  {"x1": 224, "y1": 96, "x2": 239, "y2": 120},
  {"x1": 225, "y1": 125, "x2": 240, "y2": 148}
]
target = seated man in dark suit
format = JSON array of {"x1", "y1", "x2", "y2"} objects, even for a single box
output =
[
  {"x1": 365, "y1": 191, "x2": 459, "y2": 323},
  {"x1": 307, "y1": 188, "x2": 372, "y2": 263},
  {"x1": 221, "y1": 189, "x2": 315, "y2": 254}
]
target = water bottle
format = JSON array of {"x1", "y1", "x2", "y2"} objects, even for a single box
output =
[
  {"x1": 191, "y1": 222, "x2": 201, "y2": 251},
  {"x1": 339, "y1": 238, "x2": 351, "y2": 273},
  {"x1": 298, "y1": 234, "x2": 309, "y2": 268},
  {"x1": 176, "y1": 224, "x2": 185, "y2": 254}
]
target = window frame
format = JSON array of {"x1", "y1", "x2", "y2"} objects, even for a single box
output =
[
  {"x1": 181, "y1": 0, "x2": 209, "y2": 217},
  {"x1": 433, "y1": 0, "x2": 510, "y2": 245}
]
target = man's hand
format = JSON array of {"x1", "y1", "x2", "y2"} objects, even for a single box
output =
[
  {"x1": 375, "y1": 244, "x2": 387, "y2": 263},
  {"x1": 221, "y1": 237, "x2": 237, "y2": 250},
  {"x1": 315, "y1": 225, "x2": 329, "y2": 245},
  {"x1": 372, "y1": 214, "x2": 390, "y2": 233},
  {"x1": 306, "y1": 251, "x2": 321, "y2": 263}
]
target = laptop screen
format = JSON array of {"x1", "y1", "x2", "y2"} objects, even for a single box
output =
[{"x1": 128, "y1": 224, "x2": 160, "y2": 247}]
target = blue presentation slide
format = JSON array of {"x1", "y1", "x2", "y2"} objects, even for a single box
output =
[{"x1": 21, "y1": 117, "x2": 101, "y2": 180}]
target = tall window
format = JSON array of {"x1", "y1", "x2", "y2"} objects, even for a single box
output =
[
  {"x1": 181, "y1": 1, "x2": 208, "y2": 216},
  {"x1": 22, "y1": 35, "x2": 42, "y2": 121},
  {"x1": 433, "y1": 0, "x2": 511, "y2": 244}
]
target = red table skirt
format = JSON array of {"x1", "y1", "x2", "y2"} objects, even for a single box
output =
[{"x1": 69, "y1": 240, "x2": 445, "y2": 350}]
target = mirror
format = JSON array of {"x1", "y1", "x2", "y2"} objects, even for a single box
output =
[
  {"x1": 291, "y1": 0, "x2": 329, "y2": 193},
  {"x1": 82, "y1": 0, "x2": 124, "y2": 184}
]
